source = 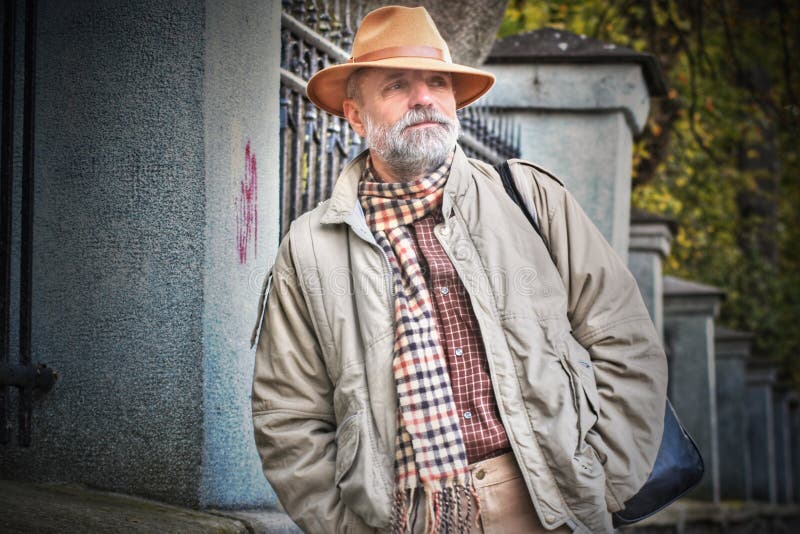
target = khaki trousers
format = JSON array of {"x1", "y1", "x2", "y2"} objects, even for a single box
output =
[
  {"x1": 409, "y1": 452, "x2": 573, "y2": 533},
  {"x1": 469, "y1": 453, "x2": 573, "y2": 534}
]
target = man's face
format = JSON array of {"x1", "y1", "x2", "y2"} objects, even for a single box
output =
[{"x1": 343, "y1": 68, "x2": 460, "y2": 178}]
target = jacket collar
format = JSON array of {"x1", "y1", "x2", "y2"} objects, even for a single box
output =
[{"x1": 319, "y1": 144, "x2": 473, "y2": 229}]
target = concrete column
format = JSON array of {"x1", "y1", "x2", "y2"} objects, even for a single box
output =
[
  {"x1": 663, "y1": 276, "x2": 725, "y2": 503},
  {"x1": 485, "y1": 29, "x2": 667, "y2": 261},
  {"x1": 628, "y1": 211, "x2": 675, "y2": 341},
  {"x1": 746, "y1": 363, "x2": 780, "y2": 503},
  {"x1": 201, "y1": 1, "x2": 282, "y2": 509},
  {"x1": 0, "y1": 0, "x2": 282, "y2": 510},
  {"x1": 791, "y1": 398, "x2": 800, "y2": 504},
  {"x1": 774, "y1": 389, "x2": 797, "y2": 503},
  {"x1": 714, "y1": 327, "x2": 753, "y2": 501}
]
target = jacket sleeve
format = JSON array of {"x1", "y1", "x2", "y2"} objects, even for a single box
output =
[
  {"x1": 531, "y1": 171, "x2": 668, "y2": 512},
  {"x1": 251, "y1": 234, "x2": 373, "y2": 534}
]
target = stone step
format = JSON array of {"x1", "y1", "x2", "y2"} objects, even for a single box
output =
[{"x1": 0, "y1": 479, "x2": 300, "y2": 534}]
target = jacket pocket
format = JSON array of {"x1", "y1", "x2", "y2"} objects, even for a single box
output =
[
  {"x1": 334, "y1": 411, "x2": 392, "y2": 529},
  {"x1": 561, "y1": 334, "x2": 600, "y2": 448},
  {"x1": 335, "y1": 412, "x2": 360, "y2": 486}
]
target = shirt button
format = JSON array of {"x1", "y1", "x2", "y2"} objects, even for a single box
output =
[
  {"x1": 463, "y1": 411, "x2": 472, "y2": 420},
  {"x1": 454, "y1": 348, "x2": 463, "y2": 356},
  {"x1": 440, "y1": 225, "x2": 450, "y2": 236},
  {"x1": 440, "y1": 287, "x2": 449, "y2": 295},
  {"x1": 475, "y1": 469, "x2": 486, "y2": 480},
  {"x1": 545, "y1": 515, "x2": 556, "y2": 523}
]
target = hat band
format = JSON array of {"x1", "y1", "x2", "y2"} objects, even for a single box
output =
[{"x1": 351, "y1": 45, "x2": 446, "y2": 64}]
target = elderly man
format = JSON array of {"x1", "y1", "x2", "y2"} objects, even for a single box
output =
[{"x1": 252, "y1": 6, "x2": 667, "y2": 534}]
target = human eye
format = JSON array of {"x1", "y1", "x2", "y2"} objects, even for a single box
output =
[
  {"x1": 429, "y1": 75, "x2": 451, "y2": 88},
  {"x1": 384, "y1": 79, "x2": 406, "y2": 92}
]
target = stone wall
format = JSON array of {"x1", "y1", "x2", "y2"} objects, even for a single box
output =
[{"x1": 1, "y1": 0, "x2": 281, "y2": 509}]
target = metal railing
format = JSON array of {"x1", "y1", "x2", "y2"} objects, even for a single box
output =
[
  {"x1": 280, "y1": 5, "x2": 364, "y2": 235},
  {"x1": 1, "y1": 0, "x2": 57, "y2": 449},
  {"x1": 458, "y1": 105, "x2": 521, "y2": 164},
  {"x1": 279, "y1": 0, "x2": 520, "y2": 235}
]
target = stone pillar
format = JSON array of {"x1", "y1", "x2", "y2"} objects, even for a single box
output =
[
  {"x1": 663, "y1": 276, "x2": 725, "y2": 503},
  {"x1": 746, "y1": 362, "x2": 779, "y2": 503},
  {"x1": 774, "y1": 388, "x2": 797, "y2": 503},
  {"x1": 485, "y1": 29, "x2": 667, "y2": 261},
  {"x1": 791, "y1": 397, "x2": 800, "y2": 504},
  {"x1": 0, "y1": 0, "x2": 282, "y2": 509},
  {"x1": 714, "y1": 327, "x2": 753, "y2": 501},
  {"x1": 628, "y1": 211, "x2": 675, "y2": 341}
]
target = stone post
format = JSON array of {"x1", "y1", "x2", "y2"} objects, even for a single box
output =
[
  {"x1": 791, "y1": 397, "x2": 800, "y2": 504},
  {"x1": 746, "y1": 362, "x2": 780, "y2": 503},
  {"x1": 774, "y1": 388, "x2": 797, "y2": 503},
  {"x1": 0, "y1": 0, "x2": 282, "y2": 509},
  {"x1": 485, "y1": 29, "x2": 668, "y2": 261},
  {"x1": 628, "y1": 211, "x2": 676, "y2": 341},
  {"x1": 714, "y1": 327, "x2": 753, "y2": 501},
  {"x1": 663, "y1": 276, "x2": 725, "y2": 503}
]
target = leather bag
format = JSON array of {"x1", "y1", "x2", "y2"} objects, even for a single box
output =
[{"x1": 494, "y1": 160, "x2": 705, "y2": 526}]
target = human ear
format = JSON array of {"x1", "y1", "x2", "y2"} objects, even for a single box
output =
[{"x1": 342, "y1": 99, "x2": 366, "y2": 137}]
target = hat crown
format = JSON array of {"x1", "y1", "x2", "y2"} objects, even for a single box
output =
[
  {"x1": 351, "y1": 6, "x2": 453, "y2": 63},
  {"x1": 305, "y1": 5, "x2": 494, "y2": 117}
]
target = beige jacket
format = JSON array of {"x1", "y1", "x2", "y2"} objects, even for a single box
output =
[{"x1": 251, "y1": 145, "x2": 668, "y2": 533}]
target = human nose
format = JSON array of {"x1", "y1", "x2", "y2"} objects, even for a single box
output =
[{"x1": 408, "y1": 79, "x2": 434, "y2": 108}]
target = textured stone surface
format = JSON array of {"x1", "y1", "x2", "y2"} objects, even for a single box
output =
[
  {"x1": 715, "y1": 327, "x2": 753, "y2": 501},
  {"x1": 482, "y1": 62, "x2": 651, "y2": 259},
  {"x1": 199, "y1": 0, "x2": 281, "y2": 509},
  {"x1": 485, "y1": 63, "x2": 652, "y2": 133},
  {"x1": 632, "y1": 499, "x2": 800, "y2": 532},
  {"x1": 2, "y1": 0, "x2": 207, "y2": 506},
  {"x1": 217, "y1": 509, "x2": 302, "y2": 534},
  {"x1": 0, "y1": 480, "x2": 248, "y2": 533},
  {"x1": 628, "y1": 250, "x2": 662, "y2": 333},
  {"x1": 792, "y1": 401, "x2": 800, "y2": 504},
  {"x1": 1, "y1": 0, "x2": 281, "y2": 510},
  {"x1": 488, "y1": 27, "x2": 668, "y2": 97},
  {"x1": 494, "y1": 109, "x2": 633, "y2": 258},
  {"x1": 773, "y1": 389, "x2": 796, "y2": 504},
  {"x1": 746, "y1": 364, "x2": 779, "y2": 503},
  {"x1": 664, "y1": 277, "x2": 725, "y2": 502},
  {"x1": 629, "y1": 217, "x2": 674, "y2": 340}
]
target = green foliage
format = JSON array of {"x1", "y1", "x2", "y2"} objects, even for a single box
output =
[{"x1": 502, "y1": 1, "x2": 800, "y2": 385}]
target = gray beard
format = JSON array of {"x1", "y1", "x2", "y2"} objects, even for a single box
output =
[{"x1": 363, "y1": 107, "x2": 460, "y2": 178}]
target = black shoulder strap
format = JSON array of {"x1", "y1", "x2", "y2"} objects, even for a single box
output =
[{"x1": 494, "y1": 161, "x2": 543, "y2": 239}]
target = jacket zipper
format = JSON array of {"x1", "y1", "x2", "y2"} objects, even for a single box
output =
[
  {"x1": 373, "y1": 242, "x2": 395, "y2": 303},
  {"x1": 433, "y1": 214, "x2": 567, "y2": 528},
  {"x1": 349, "y1": 220, "x2": 395, "y2": 305}
]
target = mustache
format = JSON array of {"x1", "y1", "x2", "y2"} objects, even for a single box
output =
[{"x1": 393, "y1": 108, "x2": 457, "y2": 131}]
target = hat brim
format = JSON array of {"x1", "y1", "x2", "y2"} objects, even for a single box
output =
[{"x1": 306, "y1": 57, "x2": 495, "y2": 118}]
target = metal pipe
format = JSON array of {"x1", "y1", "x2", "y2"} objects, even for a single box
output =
[
  {"x1": 0, "y1": 363, "x2": 56, "y2": 392},
  {"x1": 19, "y1": 0, "x2": 38, "y2": 447},
  {"x1": 1, "y1": 0, "x2": 17, "y2": 446}
]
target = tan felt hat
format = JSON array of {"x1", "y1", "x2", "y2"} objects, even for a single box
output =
[{"x1": 306, "y1": 6, "x2": 495, "y2": 117}]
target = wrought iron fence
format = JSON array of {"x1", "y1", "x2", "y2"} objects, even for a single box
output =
[
  {"x1": 279, "y1": 0, "x2": 520, "y2": 235},
  {"x1": 279, "y1": 2, "x2": 362, "y2": 235},
  {"x1": 457, "y1": 105, "x2": 521, "y2": 164}
]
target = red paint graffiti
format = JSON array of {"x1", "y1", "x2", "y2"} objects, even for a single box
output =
[{"x1": 236, "y1": 141, "x2": 257, "y2": 264}]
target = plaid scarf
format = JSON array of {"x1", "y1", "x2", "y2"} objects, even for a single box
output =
[{"x1": 359, "y1": 153, "x2": 478, "y2": 534}]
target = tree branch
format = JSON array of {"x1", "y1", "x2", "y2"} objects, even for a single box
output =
[
  {"x1": 775, "y1": 0, "x2": 799, "y2": 111},
  {"x1": 668, "y1": 10, "x2": 721, "y2": 165},
  {"x1": 716, "y1": 0, "x2": 745, "y2": 83}
]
